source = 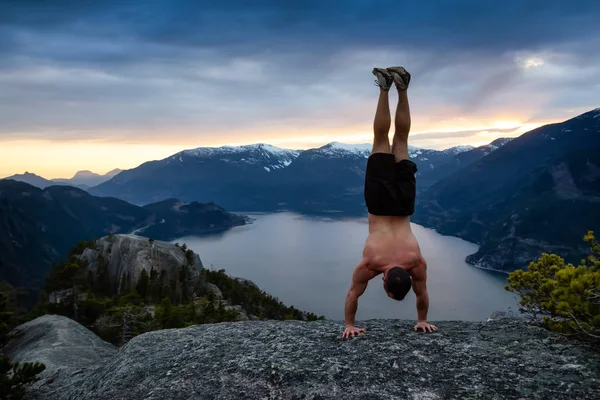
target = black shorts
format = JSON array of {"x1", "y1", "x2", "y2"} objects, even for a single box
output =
[{"x1": 364, "y1": 153, "x2": 418, "y2": 216}]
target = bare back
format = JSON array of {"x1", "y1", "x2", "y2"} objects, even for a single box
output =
[{"x1": 362, "y1": 214, "x2": 422, "y2": 275}]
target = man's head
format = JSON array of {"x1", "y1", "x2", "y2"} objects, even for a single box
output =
[{"x1": 383, "y1": 266, "x2": 412, "y2": 300}]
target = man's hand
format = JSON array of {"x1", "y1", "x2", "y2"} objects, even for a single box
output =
[
  {"x1": 413, "y1": 321, "x2": 437, "y2": 333},
  {"x1": 341, "y1": 326, "x2": 366, "y2": 339}
]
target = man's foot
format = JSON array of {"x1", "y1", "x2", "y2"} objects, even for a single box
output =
[
  {"x1": 386, "y1": 66, "x2": 411, "y2": 91},
  {"x1": 372, "y1": 68, "x2": 394, "y2": 91}
]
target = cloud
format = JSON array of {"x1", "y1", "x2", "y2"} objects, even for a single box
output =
[
  {"x1": 0, "y1": 0, "x2": 599, "y2": 146},
  {"x1": 412, "y1": 127, "x2": 521, "y2": 140}
]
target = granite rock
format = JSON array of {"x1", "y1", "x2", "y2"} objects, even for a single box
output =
[
  {"x1": 205, "y1": 282, "x2": 223, "y2": 300},
  {"x1": 77, "y1": 234, "x2": 203, "y2": 289},
  {"x1": 234, "y1": 277, "x2": 258, "y2": 289},
  {"x1": 11, "y1": 316, "x2": 600, "y2": 400},
  {"x1": 224, "y1": 305, "x2": 250, "y2": 321},
  {"x1": 4, "y1": 315, "x2": 117, "y2": 399}
]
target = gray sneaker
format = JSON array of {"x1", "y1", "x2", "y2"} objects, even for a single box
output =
[
  {"x1": 372, "y1": 68, "x2": 394, "y2": 91},
  {"x1": 386, "y1": 66, "x2": 411, "y2": 90}
]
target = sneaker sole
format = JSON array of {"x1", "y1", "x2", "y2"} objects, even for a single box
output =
[
  {"x1": 386, "y1": 67, "x2": 411, "y2": 89},
  {"x1": 372, "y1": 68, "x2": 393, "y2": 91}
]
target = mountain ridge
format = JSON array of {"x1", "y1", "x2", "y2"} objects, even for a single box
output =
[
  {"x1": 0, "y1": 180, "x2": 247, "y2": 291},
  {"x1": 89, "y1": 138, "x2": 510, "y2": 209},
  {"x1": 4, "y1": 168, "x2": 124, "y2": 190},
  {"x1": 413, "y1": 108, "x2": 600, "y2": 271}
]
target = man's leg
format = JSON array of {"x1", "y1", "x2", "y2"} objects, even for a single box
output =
[
  {"x1": 371, "y1": 68, "x2": 394, "y2": 154},
  {"x1": 387, "y1": 67, "x2": 412, "y2": 162},
  {"x1": 391, "y1": 89, "x2": 411, "y2": 162},
  {"x1": 372, "y1": 88, "x2": 391, "y2": 154}
]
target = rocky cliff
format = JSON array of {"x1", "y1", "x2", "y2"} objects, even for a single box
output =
[
  {"x1": 6, "y1": 315, "x2": 600, "y2": 400},
  {"x1": 76, "y1": 234, "x2": 203, "y2": 289}
]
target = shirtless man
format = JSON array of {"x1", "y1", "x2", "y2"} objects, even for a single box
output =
[{"x1": 342, "y1": 67, "x2": 437, "y2": 339}]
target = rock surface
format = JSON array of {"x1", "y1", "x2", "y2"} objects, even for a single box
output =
[
  {"x1": 10, "y1": 316, "x2": 600, "y2": 400},
  {"x1": 223, "y1": 305, "x2": 250, "y2": 321},
  {"x1": 4, "y1": 315, "x2": 117, "y2": 399},
  {"x1": 205, "y1": 282, "x2": 223, "y2": 299},
  {"x1": 234, "y1": 277, "x2": 259, "y2": 289},
  {"x1": 77, "y1": 234, "x2": 203, "y2": 287}
]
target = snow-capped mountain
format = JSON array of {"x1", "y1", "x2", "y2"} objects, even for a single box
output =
[
  {"x1": 304, "y1": 142, "x2": 372, "y2": 160},
  {"x1": 90, "y1": 137, "x2": 516, "y2": 210},
  {"x1": 179, "y1": 143, "x2": 300, "y2": 172},
  {"x1": 485, "y1": 138, "x2": 513, "y2": 152},
  {"x1": 443, "y1": 145, "x2": 475, "y2": 155}
]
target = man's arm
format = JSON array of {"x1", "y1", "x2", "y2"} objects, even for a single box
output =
[
  {"x1": 411, "y1": 259, "x2": 437, "y2": 332},
  {"x1": 412, "y1": 276, "x2": 429, "y2": 322},
  {"x1": 342, "y1": 260, "x2": 376, "y2": 337}
]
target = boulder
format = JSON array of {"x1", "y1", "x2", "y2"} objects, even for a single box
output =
[
  {"x1": 4, "y1": 315, "x2": 117, "y2": 399},
  {"x1": 48, "y1": 289, "x2": 73, "y2": 304},
  {"x1": 205, "y1": 283, "x2": 223, "y2": 300},
  {"x1": 224, "y1": 305, "x2": 249, "y2": 321},
  {"x1": 13, "y1": 316, "x2": 600, "y2": 400},
  {"x1": 234, "y1": 277, "x2": 258, "y2": 289}
]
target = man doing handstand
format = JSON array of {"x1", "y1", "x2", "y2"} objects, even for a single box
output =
[{"x1": 342, "y1": 67, "x2": 437, "y2": 338}]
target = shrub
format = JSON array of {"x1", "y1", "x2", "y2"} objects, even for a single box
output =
[{"x1": 506, "y1": 231, "x2": 600, "y2": 343}]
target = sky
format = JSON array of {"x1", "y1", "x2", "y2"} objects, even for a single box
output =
[{"x1": 1, "y1": 0, "x2": 599, "y2": 178}]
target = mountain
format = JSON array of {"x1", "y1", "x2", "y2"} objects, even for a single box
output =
[
  {"x1": 3, "y1": 172, "x2": 56, "y2": 189},
  {"x1": 104, "y1": 168, "x2": 123, "y2": 179},
  {"x1": 90, "y1": 143, "x2": 300, "y2": 208},
  {"x1": 89, "y1": 140, "x2": 505, "y2": 212},
  {"x1": 0, "y1": 180, "x2": 247, "y2": 291},
  {"x1": 443, "y1": 145, "x2": 476, "y2": 155},
  {"x1": 8, "y1": 316, "x2": 600, "y2": 400},
  {"x1": 413, "y1": 108, "x2": 600, "y2": 272},
  {"x1": 140, "y1": 198, "x2": 249, "y2": 239},
  {"x1": 416, "y1": 138, "x2": 513, "y2": 189},
  {"x1": 52, "y1": 168, "x2": 124, "y2": 189},
  {"x1": 4, "y1": 169, "x2": 123, "y2": 190}
]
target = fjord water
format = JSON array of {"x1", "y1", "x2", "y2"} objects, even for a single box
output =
[{"x1": 176, "y1": 212, "x2": 518, "y2": 321}]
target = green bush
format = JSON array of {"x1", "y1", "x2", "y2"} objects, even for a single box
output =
[
  {"x1": 202, "y1": 269, "x2": 324, "y2": 321},
  {"x1": 506, "y1": 231, "x2": 600, "y2": 343}
]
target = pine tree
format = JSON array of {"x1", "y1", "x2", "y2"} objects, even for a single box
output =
[
  {"x1": 149, "y1": 268, "x2": 159, "y2": 304},
  {"x1": 185, "y1": 249, "x2": 195, "y2": 266},
  {"x1": 136, "y1": 270, "x2": 150, "y2": 300},
  {"x1": 506, "y1": 231, "x2": 600, "y2": 342},
  {"x1": 156, "y1": 297, "x2": 173, "y2": 328},
  {"x1": 179, "y1": 265, "x2": 190, "y2": 302},
  {"x1": 159, "y1": 270, "x2": 168, "y2": 301}
]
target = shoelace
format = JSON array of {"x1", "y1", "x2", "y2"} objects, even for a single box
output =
[{"x1": 373, "y1": 73, "x2": 393, "y2": 88}]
